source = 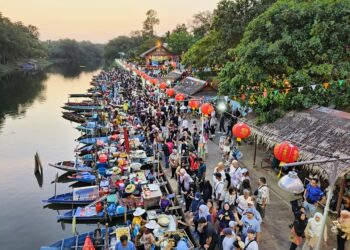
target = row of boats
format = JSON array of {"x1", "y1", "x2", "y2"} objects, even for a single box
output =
[{"x1": 40, "y1": 68, "x2": 195, "y2": 249}]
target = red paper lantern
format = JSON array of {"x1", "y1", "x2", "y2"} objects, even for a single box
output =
[
  {"x1": 166, "y1": 88, "x2": 175, "y2": 97},
  {"x1": 99, "y1": 153, "x2": 108, "y2": 163},
  {"x1": 274, "y1": 141, "x2": 299, "y2": 163},
  {"x1": 232, "y1": 123, "x2": 251, "y2": 141},
  {"x1": 95, "y1": 202, "x2": 102, "y2": 213},
  {"x1": 175, "y1": 93, "x2": 185, "y2": 101},
  {"x1": 201, "y1": 103, "x2": 214, "y2": 115},
  {"x1": 159, "y1": 82, "x2": 167, "y2": 89},
  {"x1": 152, "y1": 78, "x2": 158, "y2": 85},
  {"x1": 189, "y1": 99, "x2": 200, "y2": 109}
]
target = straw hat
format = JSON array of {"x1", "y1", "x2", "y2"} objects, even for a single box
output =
[
  {"x1": 145, "y1": 220, "x2": 160, "y2": 229},
  {"x1": 119, "y1": 152, "x2": 128, "y2": 158},
  {"x1": 125, "y1": 184, "x2": 136, "y2": 194},
  {"x1": 112, "y1": 167, "x2": 121, "y2": 175},
  {"x1": 133, "y1": 207, "x2": 146, "y2": 216}
]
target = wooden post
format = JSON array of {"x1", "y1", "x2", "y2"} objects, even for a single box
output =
[
  {"x1": 336, "y1": 177, "x2": 345, "y2": 216},
  {"x1": 253, "y1": 135, "x2": 257, "y2": 168},
  {"x1": 105, "y1": 223, "x2": 109, "y2": 249}
]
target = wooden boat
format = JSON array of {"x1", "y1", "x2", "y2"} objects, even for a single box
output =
[
  {"x1": 57, "y1": 194, "x2": 135, "y2": 223},
  {"x1": 42, "y1": 186, "x2": 99, "y2": 205},
  {"x1": 62, "y1": 112, "x2": 86, "y2": 123},
  {"x1": 40, "y1": 227, "x2": 114, "y2": 250},
  {"x1": 49, "y1": 161, "x2": 93, "y2": 173},
  {"x1": 67, "y1": 172, "x2": 96, "y2": 184},
  {"x1": 62, "y1": 105, "x2": 104, "y2": 111},
  {"x1": 69, "y1": 93, "x2": 102, "y2": 98},
  {"x1": 78, "y1": 136, "x2": 109, "y2": 145}
]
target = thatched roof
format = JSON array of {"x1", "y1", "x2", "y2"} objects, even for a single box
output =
[
  {"x1": 164, "y1": 70, "x2": 185, "y2": 83},
  {"x1": 243, "y1": 106, "x2": 350, "y2": 177},
  {"x1": 174, "y1": 77, "x2": 217, "y2": 96},
  {"x1": 140, "y1": 44, "x2": 174, "y2": 58}
]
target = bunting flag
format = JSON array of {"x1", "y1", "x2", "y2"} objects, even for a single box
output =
[
  {"x1": 311, "y1": 84, "x2": 317, "y2": 91},
  {"x1": 298, "y1": 87, "x2": 304, "y2": 92},
  {"x1": 274, "y1": 90, "x2": 279, "y2": 95},
  {"x1": 285, "y1": 88, "x2": 290, "y2": 94},
  {"x1": 241, "y1": 94, "x2": 246, "y2": 101},
  {"x1": 323, "y1": 82, "x2": 330, "y2": 89},
  {"x1": 339, "y1": 80, "x2": 344, "y2": 87}
]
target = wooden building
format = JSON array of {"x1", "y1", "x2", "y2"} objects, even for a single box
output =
[{"x1": 140, "y1": 43, "x2": 178, "y2": 68}]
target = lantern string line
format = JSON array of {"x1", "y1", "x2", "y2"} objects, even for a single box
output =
[
  {"x1": 120, "y1": 62, "x2": 346, "y2": 160},
  {"x1": 221, "y1": 111, "x2": 337, "y2": 159}
]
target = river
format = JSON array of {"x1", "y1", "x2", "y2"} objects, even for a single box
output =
[{"x1": 0, "y1": 65, "x2": 102, "y2": 250}]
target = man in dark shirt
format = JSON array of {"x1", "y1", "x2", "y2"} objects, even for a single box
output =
[{"x1": 197, "y1": 217, "x2": 218, "y2": 250}]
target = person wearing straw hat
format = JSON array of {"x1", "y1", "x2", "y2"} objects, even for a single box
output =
[
  {"x1": 142, "y1": 220, "x2": 160, "y2": 250},
  {"x1": 132, "y1": 207, "x2": 146, "y2": 227}
]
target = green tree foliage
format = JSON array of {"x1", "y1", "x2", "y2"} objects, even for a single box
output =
[
  {"x1": 43, "y1": 39, "x2": 103, "y2": 65},
  {"x1": 219, "y1": 0, "x2": 350, "y2": 123},
  {"x1": 183, "y1": 0, "x2": 276, "y2": 69},
  {"x1": 0, "y1": 12, "x2": 46, "y2": 64},
  {"x1": 165, "y1": 24, "x2": 196, "y2": 55},
  {"x1": 142, "y1": 9, "x2": 160, "y2": 38},
  {"x1": 190, "y1": 11, "x2": 213, "y2": 38},
  {"x1": 182, "y1": 31, "x2": 227, "y2": 68}
]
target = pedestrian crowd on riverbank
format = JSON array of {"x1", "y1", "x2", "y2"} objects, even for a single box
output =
[{"x1": 97, "y1": 65, "x2": 350, "y2": 250}]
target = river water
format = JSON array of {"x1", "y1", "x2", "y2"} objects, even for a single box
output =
[{"x1": 0, "y1": 65, "x2": 101, "y2": 250}]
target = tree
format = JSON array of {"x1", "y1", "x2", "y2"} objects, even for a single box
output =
[
  {"x1": 166, "y1": 24, "x2": 196, "y2": 55},
  {"x1": 190, "y1": 11, "x2": 213, "y2": 38},
  {"x1": 104, "y1": 36, "x2": 140, "y2": 62},
  {"x1": 183, "y1": 0, "x2": 276, "y2": 69},
  {"x1": 142, "y1": 9, "x2": 160, "y2": 38},
  {"x1": 219, "y1": 0, "x2": 350, "y2": 123}
]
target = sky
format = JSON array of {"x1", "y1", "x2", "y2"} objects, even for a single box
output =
[{"x1": 1, "y1": 0, "x2": 220, "y2": 43}]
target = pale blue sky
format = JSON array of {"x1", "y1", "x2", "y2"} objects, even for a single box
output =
[{"x1": 1, "y1": 0, "x2": 220, "y2": 43}]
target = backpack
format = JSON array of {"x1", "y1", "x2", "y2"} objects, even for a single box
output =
[{"x1": 166, "y1": 142, "x2": 173, "y2": 154}]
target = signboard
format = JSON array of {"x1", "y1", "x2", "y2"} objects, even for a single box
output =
[{"x1": 73, "y1": 185, "x2": 99, "y2": 201}]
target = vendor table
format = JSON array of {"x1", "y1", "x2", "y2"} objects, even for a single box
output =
[{"x1": 142, "y1": 183, "x2": 162, "y2": 209}]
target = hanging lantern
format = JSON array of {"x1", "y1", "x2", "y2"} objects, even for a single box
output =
[
  {"x1": 99, "y1": 154, "x2": 108, "y2": 163},
  {"x1": 189, "y1": 99, "x2": 200, "y2": 110},
  {"x1": 175, "y1": 93, "x2": 185, "y2": 101},
  {"x1": 166, "y1": 88, "x2": 175, "y2": 97},
  {"x1": 232, "y1": 123, "x2": 251, "y2": 142},
  {"x1": 95, "y1": 202, "x2": 102, "y2": 213},
  {"x1": 274, "y1": 141, "x2": 299, "y2": 163},
  {"x1": 159, "y1": 82, "x2": 167, "y2": 89},
  {"x1": 201, "y1": 102, "x2": 214, "y2": 116}
]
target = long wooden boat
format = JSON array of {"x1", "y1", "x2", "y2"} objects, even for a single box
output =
[
  {"x1": 67, "y1": 172, "x2": 96, "y2": 184},
  {"x1": 40, "y1": 227, "x2": 114, "y2": 250},
  {"x1": 62, "y1": 112, "x2": 86, "y2": 123},
  {"x1": 49, "y1": 161, "x2": 93, "y2": 173},
  {"x1": 42, "y1": 186, "x2": 99, "y2": 205},
  {"x1": 62, "y1": 105, "x2": 104, "y2": 111},
  {"x1": 78, "y1": 136, "x2": 109, "y2": 145}
]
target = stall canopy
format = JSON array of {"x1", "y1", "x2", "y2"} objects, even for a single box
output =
[{"x1": 243, "y1": 106, "x2": 350, "y2": 177}]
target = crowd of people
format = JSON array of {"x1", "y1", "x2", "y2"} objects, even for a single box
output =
[{"x1": 95, "y1": 64, "x2": 349, "y2": 250}]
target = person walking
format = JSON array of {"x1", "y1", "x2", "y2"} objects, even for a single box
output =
[
  {"x1": 219, "y1": 114, "x2": 226, "y2": 133},
  {"x1": 214, "y1": 173, "x2": 226, "y2": 209},
  {"x1": 169, "y1": 149, "x2": 180, "y2": 179},
  {"x1": 333, "y1": 210, "x2": 350, "y2": 250},
  {"x1": 255, "y1": 177, "x2": 269, "y2": 220},
  {"x1": 302, "y1": 212, "x2": 327, "y2": 250},
  {"x1": 303, "y1": 178, "x2": 325, "y2": 218},
  {"x1": 289, "y1": 212, "x2": 308, "y2": 250}
]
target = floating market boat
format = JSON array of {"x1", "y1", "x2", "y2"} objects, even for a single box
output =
[
  {"x1": 40, "y1": 227, "x2": 116, "y2": 250},
  {"x1": 42, "y1": 186, "x2": 99, "y2": 205},
  {"x1": 49, "y1": 161, "x2": 93, "y2": 173},
  {"x1": 78, "y1": 136, "x2": 109, "y2": 145},
  {"x1": 67, "y1": 172, "x2": 96, "y2": 184}
]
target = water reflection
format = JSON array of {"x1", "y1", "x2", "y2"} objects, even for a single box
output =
[
  {"x1": 0, "y1": 62, "x2": 102, "y2": 132},
  {"x1": 47, "y1": 62, "x2": 102, "y2": 79},
  {"x1": 0, "y1": 71, "x2": 47, "y2": 123}
]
